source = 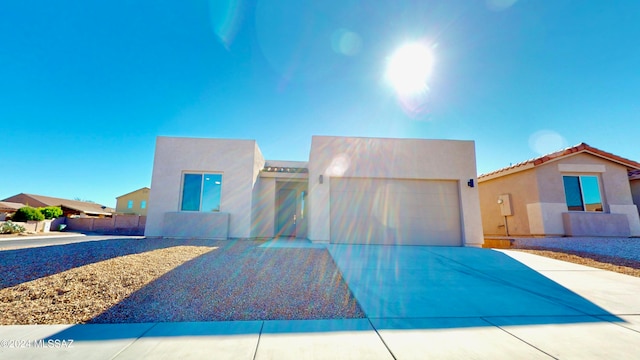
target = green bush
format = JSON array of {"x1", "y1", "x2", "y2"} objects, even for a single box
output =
[
  {"x1": 39, "y1": 206, "x2": 63, "y2": 219},
  {"x1": 0, "y1": 221, "x2": 26, "y2": 234},
  {"x1": 12, "y1": 206, "x2": 45, "y2": 222}
]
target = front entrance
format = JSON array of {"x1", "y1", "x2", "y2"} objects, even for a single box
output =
[{"x1": 275, "y1": 182, "x2": 308, "y2": 238}]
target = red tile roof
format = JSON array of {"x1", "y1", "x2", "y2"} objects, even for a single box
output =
[
  {"x1": 2, "y1": 193, "x2": 114, "y2": 215},
  {"x1": 479, "y1": 143, "x2": 640, "y2": 180}
]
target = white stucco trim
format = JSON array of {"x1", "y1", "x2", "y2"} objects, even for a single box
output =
[
  {"x1": 526, "y1": 202, "x2": 567, "y2": 235},
  {"x1": 557, "y1": 164, "x2": 606, "y2": 173},
  {"x1": 609, "y1": 204, "x2": 640, "y2": 236}
]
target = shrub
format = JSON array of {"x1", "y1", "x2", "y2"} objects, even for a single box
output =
[
  {"x1": 12, "y1": 206, "x2": 45, "y2": 222},
  {"x1": 39, "y1": 206, "x2": 63, "y2": 219},
  {"x1": 0, "y1": 221, "x2": 26, "y2": 234}
]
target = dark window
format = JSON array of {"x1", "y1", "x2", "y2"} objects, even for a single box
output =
[
  {"x1": 563, "y1": 175, "x2": 602, "y2": 212},
  {"x1": 181, "y1": 173, "x2": 222, "y2": 212}
]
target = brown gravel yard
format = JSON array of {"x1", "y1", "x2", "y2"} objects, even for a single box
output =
[
  {"x1": 0, "y1": 239, "x2": 364, "y2": 325},
  {"x1": 0, "y1": 245, "x2": 213, "y2": 324},
  {"x1": 514, "y1": 248, "x2": 640, "y2": 278}
]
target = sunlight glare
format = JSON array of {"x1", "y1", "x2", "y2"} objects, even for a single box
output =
[
  {"x1": 386, "y1": 43, "x2": 434, "y2": 95},
  {"x1": 325, "y1": 154, "x2": 350, "y2": 176},
  {"x1": 528, "y1": 130, "x2": 568, "y2": 155}
]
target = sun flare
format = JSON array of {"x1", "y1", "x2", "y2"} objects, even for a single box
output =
[{"x1": 385, "y1": 43, "x2": 434, "y2": 95}]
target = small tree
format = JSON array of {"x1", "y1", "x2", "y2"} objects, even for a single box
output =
[
  {"x1": 12, "y1": 206, "x2": 45, "y2": 222},
  {"x1": 39, "y1": 206, "x2": 63, "y2": 219}
]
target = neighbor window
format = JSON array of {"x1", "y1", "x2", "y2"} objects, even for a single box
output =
[
  {"x1": 140, "y1": 200, "x2": 146, "y2": 209},
  {"x1": 562, "y1": 175, "x2": 603, "y2": 212},
  {"x1": 181, "y1": 173, "x2": 222, "y2": 212},
  {"x1": 127, "y1": 200, "x2": 134, "y2": 209}
]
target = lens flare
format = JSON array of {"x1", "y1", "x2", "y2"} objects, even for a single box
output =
[
  {"x1": 331, "y1": 28, "x2": 362, "y2": 56},
  {"x1": 486, "y1": 0, "x2": 518, "y2": 11},
  {"x1": 209, "y1": 0, "x2": 244, "y2": 48},
  {"x1": 528, "y1": 130, "x2": 568, "y2": 155}
]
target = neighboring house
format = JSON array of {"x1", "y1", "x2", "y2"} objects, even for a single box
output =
[
  {"x1": 478, "y1": 143, "x2": 640, "y2": 237},
  {"x1": 630, "y1": 169, "x2": 640, "y2": 214},
  {"x1": 0, "y1": 201, "x2": 25, "y2": 221},
  {"x1": 115, "y1": 187, "x2": 150, "y2": 216},
  {"x1": 145, "y1": 136, "x2": 484, "y2": 247},
  {"x1": 1, "y1": 193, "x2": 114, "y2": 218}
]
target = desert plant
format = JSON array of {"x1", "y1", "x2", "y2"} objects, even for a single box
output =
[
  {"x1": 0, "y1": 221, "x2": 26, "y2": 234},
  {"x1": 12, "y1": 206, "x2": 45, "y2": 222},
  {"x1": 39, "y1": 206, "x2": 63, "y2": 219}
]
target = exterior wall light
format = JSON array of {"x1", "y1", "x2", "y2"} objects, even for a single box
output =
[{"x1": 467, "y1": 179, "x2": 474, "y2": 188}]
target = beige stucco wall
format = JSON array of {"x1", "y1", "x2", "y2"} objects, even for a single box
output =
[
  {"x1": 479, "y1": 152, "x2": 640, "y2": 236},
  {"x1": 307, "y1": 136, "x2": 484, "y2": 247},
  {"x1": 66, "y1": 215, "x2": 145, "y2": 234},
  {"x1": 115, "y1": 188, "x2": 150, "y2": 216},
  {"x1": 478, "y1": 169, "x2": 540, "y2": 236},
  {"x1": 145, "y1": 137, "x2": 264, "y2": 238}
]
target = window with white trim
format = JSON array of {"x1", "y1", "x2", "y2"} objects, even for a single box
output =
[
  {"x1": 562, "y1": 175, "x2": 603, "y2": 212},
  {"x1": 180, "y1": 173, "x2": 222, "y2": 212}
]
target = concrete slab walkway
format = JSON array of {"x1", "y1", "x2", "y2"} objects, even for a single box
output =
[
  {"x1": 328, "y1": 245, "x2": 640, "y2": 359},
  {"x1": 1, "y1": 245, "x2": 639, "y2": 359}
]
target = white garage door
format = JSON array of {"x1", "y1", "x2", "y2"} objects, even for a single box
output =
[{"x1": 330, "y1": 178, "x2": 462, "y2": 246}]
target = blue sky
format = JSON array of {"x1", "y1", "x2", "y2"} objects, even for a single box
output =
[{"x1": 2, "y1": 0, "x2": 639, "y2": 207}]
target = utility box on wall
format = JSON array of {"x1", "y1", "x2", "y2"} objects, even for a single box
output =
[{"x1": 498, "y1": 194, "x2": 513, "y2": 216}]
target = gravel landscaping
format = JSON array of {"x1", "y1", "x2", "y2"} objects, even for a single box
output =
[
  {"x1": 0, "y1": 245, "x2": 213, "y2": 324},
  {"x1": 513, "y1": 237, "x2": 640, "y2": 262},
  {"x1": 0, "y1": 239, "x2": 364, "y2": 325},
  {"x1": 512, "y1": 237, "x2": 640, "y2": 277}
]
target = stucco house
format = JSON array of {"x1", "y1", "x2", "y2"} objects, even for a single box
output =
[
  {"x1": 1, "y1": 193, "x2": 114, "y2": 218},
  {"x1": 630, "y1": 169, "x2": 640, "y2": 214},
  {"x1": 0, "y1": 201, "x2": 25, "y2": 221},
  {"x1": 145, "y1": 136, "x2": 484, "y2": 247},
  {"x1": 115, "y1": 187, "x2": 150, "y2": 216},
  {"x1": 478, "y1": 143, "x2": 640, "y2": 237}
]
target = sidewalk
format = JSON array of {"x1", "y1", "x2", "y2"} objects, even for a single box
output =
[
  {"x1": 0, "y1": 233, "x2": 146, "y2": 251},
  {"x1": 1, "y1": 247, "x2": 639, "y2": 359},
  {"x1": 0, "y1": 232, "x2": 84, "y2": 242}
]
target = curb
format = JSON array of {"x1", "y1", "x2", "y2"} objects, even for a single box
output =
[{"x1": 0, "y1": 233, "x2": 85, "y2": 242}]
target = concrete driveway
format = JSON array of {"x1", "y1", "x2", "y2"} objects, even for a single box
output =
[
  {"x1": 2, "y1": 242, "x2": 640, "y2": 359},
  {"x1": 327, "y1": 245, "x2": 640, "y2": 359}
]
